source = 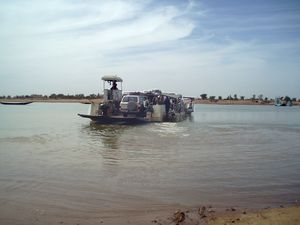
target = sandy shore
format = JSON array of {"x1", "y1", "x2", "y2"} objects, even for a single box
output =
[
  {"x1": 128, "y1": 204, "x2": 300, "y2": 225},
  {"x1": 96, "y1": 205, "x2": 300, "y2": 225},
  {"x1": 1, "y1": 204, "x2": 299, "y2": 225},
  {"x1": 204, "y1": 205, "x2": 300, "y2": 225},
  {"x1": 193, "y1": 99, "x2": 300, "y2": 106}
]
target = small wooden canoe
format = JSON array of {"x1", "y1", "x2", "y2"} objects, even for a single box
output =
[{"x1": 0, "y1": 101, "x2": 33, "y2": 105}]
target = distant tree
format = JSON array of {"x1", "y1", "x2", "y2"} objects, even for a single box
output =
[
  {"x1": 227, "y1": 95, "x2": 233, "y2": 100},
  {"x1": 49, "y1": 94, "x2": 57, "y2": 99},
  {"x1": 252, "y1": 94, "x2": 256, "y2": 100},
  {"x1": 88, "y1": 94, "x2": 97, "y2": 99},
  {"x1": 234, "y1": 94, "x2": 238, "y2": 100},
  {"x1": 56, "y1": 94, "x2": 64, "y2": 99},
  {"x1": 209, "y1": 96, "x2": 215, "y2": 101},
  {"x1": 292, "y1": 98, "x2": 297, "y2": 102},
  {"x1": 75, "y1": 94, "x2": 85, "y2": 99},
  {"x1": 240, "y1": 96, "x2": 245, "y2": 100},
  {"x1": 67, "y1": 94, "x2": 75, "y2": 99},
  {"x1": 218, "y1": 96, "x2": 222, "y2": 100},
  {"x1": 258, "y1": 94, "x2": 263, "y2": 100},
  {"x1": 200, "y1": 94, "x2": 207, "y2": 100}
]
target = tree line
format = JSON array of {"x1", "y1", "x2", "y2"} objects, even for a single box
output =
[
  {"x1": 199, "y1": 94, "x2": 298, "y2": 102},
  {"x1": 0, "y1": 93, "x2": 102, "y2": 100},
  {"x1": 0, "y1": 93, "x2": 298, "y2": 102}
]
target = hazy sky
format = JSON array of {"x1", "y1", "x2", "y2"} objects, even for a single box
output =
[{"x1": 1, "y1": 0, "x2": 300, "y2": 98}]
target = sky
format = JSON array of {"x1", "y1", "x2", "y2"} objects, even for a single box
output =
[{"x1": 1, "y1": 0, "x2": 300, "y2": 98}]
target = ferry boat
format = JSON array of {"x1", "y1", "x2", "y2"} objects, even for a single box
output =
[{"x1": 78, "y1": 75, "x2": 194, "y2": 124}]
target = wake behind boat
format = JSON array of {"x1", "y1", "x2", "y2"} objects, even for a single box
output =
[{"x1": 78, "y1": 75, "x2": 194, "y2": 124}]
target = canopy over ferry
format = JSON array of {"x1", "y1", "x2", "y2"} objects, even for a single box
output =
[{"x1": 78, "y1": 75, "x2": 194, "y2": 124}]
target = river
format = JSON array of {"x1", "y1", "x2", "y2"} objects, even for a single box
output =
[{"x1": 0, "y1": 103, "x2": 300, "y2": 223}]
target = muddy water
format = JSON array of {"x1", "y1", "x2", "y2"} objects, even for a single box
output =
[{"x1": 0, "y1": 103, "x2": 300, "y2": 223}]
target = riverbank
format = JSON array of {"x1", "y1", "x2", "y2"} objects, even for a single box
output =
[
  {"x1": 151, "y1": 204, "x2": 300, "y2": 225},
  {"x1": 94, "y1": 204, "x2": 300, "y2": 225},
  {"x1": 1, "y1": 98, "x2": 299, "y2": 106},
  {"x1": 193, "y1": 99, "x2": 300, "y2": 106},
  {"x1": 204, "y1": 205, "x2": 300, "y2": 225},
  {"x1": 2, "y1": 203, "x2": 299, "y2": 225},
  {"x1": 97, "y1": 204, "x2": 300, "y2": 225}
]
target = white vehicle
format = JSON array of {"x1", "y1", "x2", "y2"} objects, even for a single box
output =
[{"x1": 120, "y1": 95, "x2": 148, "y2": 115}]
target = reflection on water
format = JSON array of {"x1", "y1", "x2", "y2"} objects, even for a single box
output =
[
  {"x1": 0, "y1": 103, "x2": 300, "y2": 222},
  {"x1": 84, "y1": 123, "x2": 127, "y2": 149},
  {"x1": 79, "y1": 124, "x2": 129, "y2": 169},
  {"x1": 187, "y1": 114, "x2": 194, "y2": 122}
]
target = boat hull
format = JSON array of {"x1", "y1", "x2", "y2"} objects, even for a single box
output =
[
  {"x1": 77, "y1": 114, "x2": 149, "y2": 124},
  {"x1": 0, "y1": 101, "x2": 33, "y2": 105}
]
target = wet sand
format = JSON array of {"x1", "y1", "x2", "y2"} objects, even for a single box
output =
[
  {"x1": 137, "y1": 205, "x2": 300, "y2": 225},
  {"x1": 204, "y1": 205, "x2": 300, "y2": 225},
  {"x1": 1, "y1": 204, "x2": 299, "y2": 225}
]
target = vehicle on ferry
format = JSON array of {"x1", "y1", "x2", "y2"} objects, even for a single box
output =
[
  {"x1": 78, "y1": 75, "x2": 194, "y2": 124},
  {"x1": 120, "y1": 94, "x2": 148, "y2": 117},
  {"x1": 274, "y1": 96, "x2": 293, "y2": 107}
]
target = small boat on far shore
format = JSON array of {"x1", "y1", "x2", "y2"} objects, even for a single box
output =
[
  {"x1": 274, "y1": 97, "x2": 293, "y2": 107},
  {"x1": 0, "y1": 101, "x2": 33, "y2": 105}
]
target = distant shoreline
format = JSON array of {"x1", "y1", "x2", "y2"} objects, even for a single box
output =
[
  {"x1": 0, "y1": 98, "x2": 101, "y2": 104},
  {"x1": 1, "y1": 98, "x2": 299, "y2": 106},
  {"x1": 194, "y1": 99, "x2": 274, "y2": 105}
]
